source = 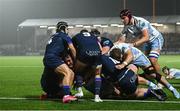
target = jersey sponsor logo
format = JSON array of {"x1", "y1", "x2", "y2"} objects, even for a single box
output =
[
  {"x1": 85, "y1": 50, "x2": 100, "y2": 56},
  {"x1": 141, "y1": 22, "x2": 145, "y2": 27}
]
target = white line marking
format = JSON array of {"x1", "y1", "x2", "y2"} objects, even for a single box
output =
[
  {"x1": 101, "y1": 99, "x2": 180, "y2": 104},
  {"x1": 0, "y1": 66, "x2": 42, "y2": 68},
  {"x1": 0, "y1": 97, "x2": 180, "y2": 104}
]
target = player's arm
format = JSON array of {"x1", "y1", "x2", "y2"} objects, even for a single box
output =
[
  {"x1": 68, "y1": 43, "x2": 76, "y2": 60},
  {"x1": 122, "y1": 49, "x2": 133, "y2": 66},
  {"x1": 115, "y1": 49, "x2": 133, "y2": 70},
  {"x1": 66, "y1": 35, "x2": 76, "y2": 60},
  {"x1": 133, "y1": 29, "x2": 149, "y2": 47}
]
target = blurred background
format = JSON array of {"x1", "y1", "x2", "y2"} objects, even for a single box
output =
[{"x1": 0, "y1": 0, "x2": 180, "y2": 55}]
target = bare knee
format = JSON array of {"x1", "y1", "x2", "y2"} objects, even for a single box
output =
[{"x1": 149, "y1": 58, "x2": 158, "y2": 65}]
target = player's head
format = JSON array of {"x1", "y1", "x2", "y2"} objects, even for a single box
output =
[
  {"x1": 120, "y1": 9, "x2": 132, "y2": 25},
  {"x1": 64, "y1": 55, "x2": 74, "y2": 69},
  {"x1": 56, "y1": 21, "x2": 68, "y2": 33},
  {"x1": 162, "y1": 66, "x2": 170, "y2": 75},
  {"x1": 62, "y1": 52, "x2": 74, "y2": 69},
  {"x1": 109, "y1": 48, "x2": 123, "y2": 62},
  {"x1": 90, "y1": 29, "x2": 100, "y2": 37},
  {"x1": 80, "y1": 29, "x2": 88, "y2": 33}
]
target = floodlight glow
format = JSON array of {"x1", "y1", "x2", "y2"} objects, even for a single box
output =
[
  {"x1": 93, "y1": 24, "x2": 102, "y2": 27},
  {"x1": 48, "y1": 26, "x2": 56, "y2": 29},
  {"x1": 176, "y1": 22, "x2": 180, "y2": 25},
  {"x1": 110, "y1": 24, "x2": 119, "y2": 27},
  {"x1": 117, "y1": 25, "x2": 124, "y2": 27},
  {"x1": 150, "y1": 23, "x2": 163, "y2": 27},
  {"x1": 150, "y1": 23, "x2": 158, "y2": 26},
  {"x1": 110, "y1": 24, "x2": 124, "y2": 27},
  {"x1": 68, "y1": 26, "x2": 74, "y2": 29},
  {"x1": 75, "y1": 25, "x2": 83, "y2": 27},
  {"x1": 40, "y1": 26, "x2": 48, "y2": 28},
  {"x1": 83, "y1": 25, "x2": 91, "y2": 28},
  {"x1": 101, "y1": 25, "x2": 108, "y2": 28}
]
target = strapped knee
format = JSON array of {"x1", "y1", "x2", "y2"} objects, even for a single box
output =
[
  {"x1": 155, "y1": 73, "x2": 162, "y2": 82},
  {"x1": 144, "y1": 66, "x2": 156, "y2": 75},
  {"x1": 148, "y1": 51, "x2": 160, "y2": 59}
]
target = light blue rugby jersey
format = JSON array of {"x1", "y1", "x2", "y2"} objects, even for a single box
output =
[
  {"x1": 122, "y1": 16, "x2": 160, "y2": 42},
  {"x1": 109, "y1": 43, "x2": 142, "y2": 61},
  {"x1": 169, "y1": 68, "x2": 180, "y2": 79}
]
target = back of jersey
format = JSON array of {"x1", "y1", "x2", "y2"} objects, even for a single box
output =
[
  {"x1": 72, "y1": 32, "x2": 101, "y2": 57},
  {"x1": 44, "y1": 32, "x2": 66, "y2": 58}
]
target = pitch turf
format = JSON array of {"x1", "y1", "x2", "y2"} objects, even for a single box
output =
[{"x1": 0, "y1": 55, "x2": 180, "y2": 110}]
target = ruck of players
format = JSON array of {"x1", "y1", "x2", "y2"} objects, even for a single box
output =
[{"x1": 40, "y1": 9, "x2": 180, "y2": 103}]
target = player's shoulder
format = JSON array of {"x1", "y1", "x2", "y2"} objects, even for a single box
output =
[
  {"x1": 134, "y1": 16, "x2": 147, "y2": 22},
  {"x1": 134, "y1": 16, "x2": 149, "y2": 25}
]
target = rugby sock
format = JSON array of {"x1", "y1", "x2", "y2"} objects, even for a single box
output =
[
  {"x1": 166, "y1": 83, "x2": 174, "y2": 91},
  {"x1": 77, "y1": 87, "x2": 83, "y2": 93},
  {"x1": 147, "y1": 81, "x2": 157, "y2": 89},
  {"x1": 143, "y1": 88, "x2": 151, "y2": 98},
  {"x1": 95, "y1": 75, "x2": 102, "y2": 95},
  {"x1": 147, "y1": 80, "x2": 151, "y2": 85},
  {"x1": 76, "y1": 75, "x2": 83, "y2": 87},
  {"x1": 63, "y1": 85, "x2": 70, "y2": 95}
]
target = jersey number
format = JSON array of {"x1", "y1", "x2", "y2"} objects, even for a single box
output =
[
  {"x1": 48, "y1": 37, "x2": 53, "y2": 44},
  {"x1": 83, "y1": 32, "x2": 91, "y2": 37}
]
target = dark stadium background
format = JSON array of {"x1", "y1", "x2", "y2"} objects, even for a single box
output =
[{"x1": 0, "y1": 0, "x2": 179, "y2": 45}]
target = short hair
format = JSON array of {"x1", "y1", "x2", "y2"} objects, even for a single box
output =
[
  {"x1": 80, "y1": 29, "x2": 88, "y2": 33},
  {"x1": 162, "y1": 66, "x2": 169, "y2": 72},
  {"x1": 56, "y1": 21, "x2": 68, "y2": 32},
  {"x1": 109, "y1": 48, "x2": 122, "y2": 61},
  {"x1": 90, "y1": 29, "x2": 100, "y2": 36},
  {"x1": 120, "y1": 9, "x2": 132, "y2": 20}
]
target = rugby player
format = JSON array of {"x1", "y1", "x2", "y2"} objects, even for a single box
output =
[
  {"x1": 72, "y1": 29, "x2": 103, "y2": 102},
  {"x1": 42, "y1": 21, "x2": 77, "y2": 103},
  {"x1": 90, "y1": 29, "x2": 114, "y2": 54},
  {"x1": 120, "y1": 9, "x2": 164, "y2": 76}
]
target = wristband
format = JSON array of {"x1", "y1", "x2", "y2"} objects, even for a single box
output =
[{"x1": 123, "y1": 61, "x2": 128, "y2": 66}]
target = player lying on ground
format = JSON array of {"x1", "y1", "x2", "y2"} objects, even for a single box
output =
[{"x1": 162, "y1": 66, "x2": 180, "y2": 79}]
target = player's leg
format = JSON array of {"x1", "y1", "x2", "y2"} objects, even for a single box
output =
[
  {"x1": 148, "y1": 50, "x2": 161, "y2": 73},
  {"x1": 40, "y1": 68, "x2": 62, "y2": 99},
  {"x1": 94, "y1": 64, "x2": 103, "y2": 102},
  {"x1": 131, "y1": 55, "x2": 159, "y2": 89},
  {"x1": 73, "y1": 59, "x2": 87, "y2": 97},
  {"x1": 55, "y1": 64, "x2": 77, "y2": 103},
  {"x1": 134, "y1": 88, "x2": 166, "y2": 101},
  {"x1": 137, "y1": 75, "x2": 158, "y2": 89},
  {"x1": 144, "y1": 67, "x2": 180, "y2": 99},
  {"x1": 118, "y1": 69, "x2": 138, "y2": 95}
]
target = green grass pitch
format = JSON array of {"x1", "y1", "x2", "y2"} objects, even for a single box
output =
[{"x1": 0, "y1": 55, "x2": 180, "y2": 110}]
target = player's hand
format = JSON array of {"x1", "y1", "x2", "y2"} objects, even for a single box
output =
[
  {"x1": 128, "y1": 43, "x2": 134, "y2": 47},
  {"x1": 115, "y1": 64, "x2": 125, "y2": 70}
]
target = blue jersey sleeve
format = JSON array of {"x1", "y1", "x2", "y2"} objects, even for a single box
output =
[{"x1": 63, "y1": 35, "x2": 73, "y2": 44}]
